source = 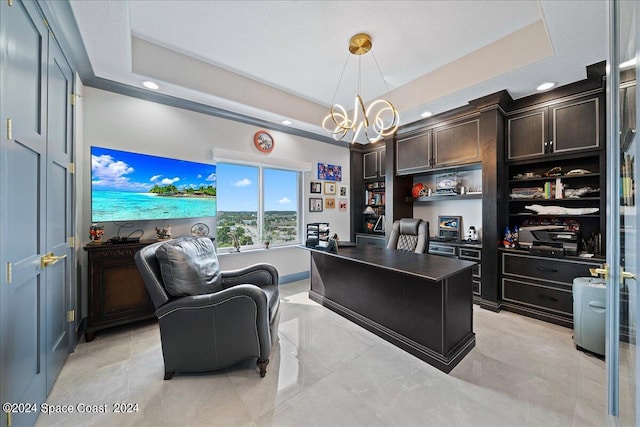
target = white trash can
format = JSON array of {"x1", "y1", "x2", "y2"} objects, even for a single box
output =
[{"x1": 573, "y1": 277, "x2": 606, "y2": 357}]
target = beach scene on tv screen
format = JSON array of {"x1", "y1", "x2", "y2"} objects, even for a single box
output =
[{"x1": 91, "y1": 147, "x2": 216, "y2": 222}]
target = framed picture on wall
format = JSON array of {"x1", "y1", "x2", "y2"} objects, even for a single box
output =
[
  {"x1": 310, "y1": 182, "x2": 322, "y2": 194},
  {"x1": 309, "y1": 198, "x2": 323, "y2": 212},
  {"x1": 324, "y1": 182, "x2": 336, "y2": 195},
  {"x1": 338, "y1": 185, "x2": 348, "y2": 197},
  {"x1": 325, "y1": 198, "x2": 336, "y2": 209},
  {"x1": 338, "y1": 199, "x2": 348, "y2": 211},
  {"x1": 317, "y1": 163, "x2": 342, "y2": 181}
]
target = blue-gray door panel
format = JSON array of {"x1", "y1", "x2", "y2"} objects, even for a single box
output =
[
  {"x1": 45, "y1": 36, "x2": 73, "y2": 393},
  {"x1": 1, "y1": 1, "x2": 50, "y2": 426}
]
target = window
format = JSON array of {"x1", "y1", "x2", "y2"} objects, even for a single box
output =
[{"x1": 216, "y1": 163, "x2": 300, "y2": 250}]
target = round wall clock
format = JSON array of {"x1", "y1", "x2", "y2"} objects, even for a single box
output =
[
  {"x1": 191, "y1": 223, "x2": 210, "y2": 237},
  {"x1": 254, "y1": 130, "x2": 274, "y2": 153}
]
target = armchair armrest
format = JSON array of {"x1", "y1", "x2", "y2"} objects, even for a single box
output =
[
  {"x1": 221, "y1": 263, "x2": 279, "y2": 289},
  {"x1": 155, "y1": 284, "x2": 267, "y2": 319}
]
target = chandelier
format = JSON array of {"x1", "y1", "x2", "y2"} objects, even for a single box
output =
[{"x1": 322, "y1": 33, "x2": 399, "y2": 144}]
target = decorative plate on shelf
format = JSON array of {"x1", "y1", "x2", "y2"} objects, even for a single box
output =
[{"x1": 191, "y1": 223, "x2": 210, "y2": 237}]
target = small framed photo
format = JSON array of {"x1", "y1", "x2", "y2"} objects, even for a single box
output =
[
  {"x1": 324, "y1": 182, "x2": 336, "y2": 195},
  {"x1": 325, "y1": 197, "x2": 336, "y2": 209},
  {"x1": 338, "y1": 199, "x2": 348, "y2": 211},
  {"x1": 310, "y1": 181, "x2": 322, "y2": 194},
  {"x1": 338, "y1": 185, "x2": 348, "y2": 197},
  {"x1": 309, "y1": 197, "x2": 323, "y2": 212}
]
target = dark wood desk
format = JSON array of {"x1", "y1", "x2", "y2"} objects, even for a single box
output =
[{"x1": 303, "y1": 245, "x2": 476, "y2": 373}]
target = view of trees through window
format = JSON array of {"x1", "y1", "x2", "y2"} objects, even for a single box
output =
[{"x1": 216, "y1": 163, "x2": 299, "y2": 249}]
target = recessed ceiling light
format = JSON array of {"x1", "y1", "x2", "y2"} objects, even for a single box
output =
[
  {"x1": 420, "y1": 111, "x2": 433, "y2": 118},
  {"x1": 536, "y1": 82, "x2": 556, "y2": 91},
  {"x1": 142, "y1": 81, "x2": 159, "y2": 90},
  {"x1": 281, "y1": 119, "x2": 293, "y2": 125}
]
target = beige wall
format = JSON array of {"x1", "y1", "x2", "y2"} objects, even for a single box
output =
[{"x1": 79, "y1": 87, "x2": 350, "y2": 314}]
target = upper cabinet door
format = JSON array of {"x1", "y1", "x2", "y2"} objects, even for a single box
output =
[
  {"x1": 433, "y1": 119, "x2": 481, "y2": 167},
  {"x1": 507, "y1": 94, "x2": 602, "y2": 161},
  {"x1": 396, "y1": 130, "x2": 431, "y2": 175},
  {"x1": 551, "y1": 95, "x2": 601, "y2": 154},
  {"x1": 378, "y1": 147, "x2": 386, "y2": 177},
  {"x1": 363, "y1": 151, "x2": 379, "y2": 179},
  {"x1": 506, "y1": 108, "x2": 547, "y2": 160}
]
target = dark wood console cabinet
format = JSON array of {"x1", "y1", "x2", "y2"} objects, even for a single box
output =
[{"x1": 84, "y1": 242, "x2": 155, "y2": 341}]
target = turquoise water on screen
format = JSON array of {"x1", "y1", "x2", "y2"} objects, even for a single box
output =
[{"x1": 92, "y1": 190, "x2": 216, "y2": 222}]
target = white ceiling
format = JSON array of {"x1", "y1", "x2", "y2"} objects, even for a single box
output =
[{"x1": 68, "y1": 0, "x2": 608, "y2": 143}]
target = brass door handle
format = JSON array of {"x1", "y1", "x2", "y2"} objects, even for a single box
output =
[
  {"x1": 621, "y1": 269, "x2": 637, "y2": 281},
  {"x1": 590, "y1": 263, "x2": 609, "y2": 279},
  {"x1": 40, "y1": 252, "x2": 67, "y2": 269}
]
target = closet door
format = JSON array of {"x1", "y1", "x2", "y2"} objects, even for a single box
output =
[
  {"x1": 1, "y1": 1, "x2": 74, "y2": 425},
  {"x1": 45, "y1": 36, "x2": 74, "y2": 394},
  {"x1": 0, "y1": 1, "x2": 49, "y2": 426}
]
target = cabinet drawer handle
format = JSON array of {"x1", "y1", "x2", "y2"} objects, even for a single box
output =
[
  {"x1": 536, "y1": 266, "x2": 558, "y2": 273},
  {"x1": 537, "y1": 294, "x2": 558, "y2": 302}
]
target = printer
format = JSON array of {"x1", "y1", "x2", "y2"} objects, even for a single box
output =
[{"x1": 518, "y1": 225, "x2": 579, "y2": 256}]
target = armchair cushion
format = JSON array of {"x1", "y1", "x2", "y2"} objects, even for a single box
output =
[{"x1": 155, "y1": 237, "x2": 223, "y2": 297}]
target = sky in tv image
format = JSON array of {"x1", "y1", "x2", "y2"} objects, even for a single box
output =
[{"x1": 91, "y1": 146, "x2": 216, "y2": 222}]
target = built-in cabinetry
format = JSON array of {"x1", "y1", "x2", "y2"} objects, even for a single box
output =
[
  {"x1": 391, "y1": 95, "x2": 504, "y2": 311},
  {"x1": 506, "y1": 93, "x2": 603, "y2": 160},
  {"x1": 84, "y1": 242, "x2": 155, "y2": 342},
  {"x1": 350, "y1": 137, "x2": 412, "y2": 243},
  {"x1": 501, "y1": 251, "x2": 602, "y2": 327},
  {"x1": 429, "y1": 241, "x2": 482, "y2": 296},
  {"x1": 500, "y1": 68, "x2": 608, "y2": 328},
  {"x1": 355, "y1": 233, "x2": 386, "y2": 247},
  {"x1": 505, "y1": 152, "x2": 606, "y2": 251},
  {"x1": 396, "y1": 117, "x2": 481, "y2": 175},
  {"x1": 364, "y1": 146, "x2": 385, "y2": 179}
]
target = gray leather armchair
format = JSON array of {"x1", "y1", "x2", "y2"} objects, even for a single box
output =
[
  {"x1": 386, "y1": 218, "x2": 429, "y2": 253},
  {"x1": 134, "y1": 237, "x2": 280, "y2": 380}
]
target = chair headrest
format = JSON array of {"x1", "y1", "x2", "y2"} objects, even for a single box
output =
[{"x1": 399, "y1": 218, "x2": 423, "y2": 235}]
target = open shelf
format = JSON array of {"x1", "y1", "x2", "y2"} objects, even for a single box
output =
[
  {"x1": 407, "y1": 193, "x2": 482, "y2": 203},
  {"x1": 509, "y1": 172, "x2": 600, "y2": 183}
]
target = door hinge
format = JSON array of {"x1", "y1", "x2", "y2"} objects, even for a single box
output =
[
  {"x1": 7, "y1": 411, "x2": 11, "y2": 427},
  {"x1": 6, "y1": 262, "x2": 11, "y2": 284},
  {"x1": 6, "y1": 118, "x2": 12, "y2": 140},
  {"x1": 68, "y1": 236, "x2": 75, "y2": 247},
  {"x1": 8, "y1": 0, "x2": 13, "y2": 7},
  {"x1": 69, "y1": 162, "x2": 76, "y2": 174},
  {"x1": 69, "y1": 93, "x2": 78, "y2": 106},
  {"x1": 67, "y1": 310, "x2": 75, "y2": 322}
]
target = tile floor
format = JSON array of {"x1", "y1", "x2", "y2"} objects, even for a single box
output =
[{"x1": 36, "y1": 279, "x2": 608, "y2": 426}]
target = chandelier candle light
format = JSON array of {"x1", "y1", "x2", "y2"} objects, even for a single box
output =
[{"x1": 323, "y1": 33, "x2": 399, "y2": 144}]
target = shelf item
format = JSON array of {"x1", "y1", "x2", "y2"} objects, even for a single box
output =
[{"x1": 306, "y1": 222, "x2": 330, "y2": 248}]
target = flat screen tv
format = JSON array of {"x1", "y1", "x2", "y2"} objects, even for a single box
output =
[{"x1": 91, "y1": 146, "x2": 216, "y2": 222}]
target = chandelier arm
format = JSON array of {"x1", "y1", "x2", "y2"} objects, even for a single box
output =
[
  {"x1": 330, "y1": 52, "x2": 352, "y2": 106},
  {"x1": 370, "y1": 51, "x2": 393, "y2": 93}
]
